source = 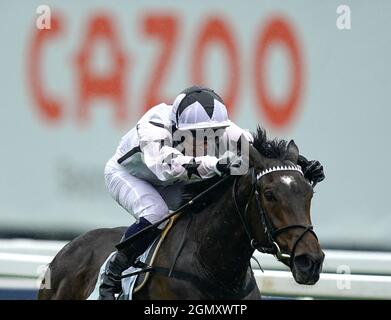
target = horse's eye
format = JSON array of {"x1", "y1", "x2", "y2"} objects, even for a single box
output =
[{"x1": 263, "y1": 190, "x2": 275, "y2": 202}]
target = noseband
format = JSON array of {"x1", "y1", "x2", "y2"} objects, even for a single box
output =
[{"x1": 232, "y1": 167, "x2": 318, "y2": 267}]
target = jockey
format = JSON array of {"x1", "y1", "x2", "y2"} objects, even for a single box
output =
[{"x1": 99, "y1": 85, "x2": 325, "y2": 300}]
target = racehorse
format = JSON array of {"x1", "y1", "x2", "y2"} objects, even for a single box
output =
[{"x1": 38, "y1": 127, "x2": 324, "y2": 300}]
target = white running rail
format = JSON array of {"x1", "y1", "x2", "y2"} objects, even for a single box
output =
[{"x1": 1, "y1": 239, "x2": 391, "y2": 299}]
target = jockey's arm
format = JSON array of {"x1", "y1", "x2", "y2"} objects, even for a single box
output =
[
  {"x1": 225, "y1": 121, "x2": 254, "y2": 143},
  {"x1": 138, "y1": 122, "x2": 219, "y2": 182}
]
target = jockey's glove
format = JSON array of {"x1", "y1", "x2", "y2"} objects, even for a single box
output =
[{"x1": 215, "y1": 155, "x2": 243, "y2": 175}]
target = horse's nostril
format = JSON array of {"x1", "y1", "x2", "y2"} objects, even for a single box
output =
[{"x1": 293, "y1": 255, "x2": 314, "y2": 272}]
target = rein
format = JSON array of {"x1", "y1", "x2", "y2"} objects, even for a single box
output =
[{"x1": 232, "y1": 167, "x2": 318, "y2": 267}]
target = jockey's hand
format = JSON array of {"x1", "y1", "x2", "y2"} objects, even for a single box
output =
[
  {"x1": 298, "y1": 155, "x2": 325, "y2": 187},
  {"x1": 216, "y1": 155, "x2": 242, "y2": 175}
]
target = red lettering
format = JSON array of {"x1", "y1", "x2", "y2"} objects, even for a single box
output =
[
  {"x1": 27, "y1": 15, "x2": 63, "y2": 123},
  {"x1": 142, "y1": 15, "x2": 178, "y2": 111},
  {"x1": 75, "y1": 14, "x2": 127, "y2": 124},
  {"x1": 191, "y1": 18, "x2": 239, "y2": 114},
  {"x1": 253, "y1": 16, "x2": 303, "y2": 129},
  {"x1": 27, "y1": 11, "x2": 305, "y2": 130}
]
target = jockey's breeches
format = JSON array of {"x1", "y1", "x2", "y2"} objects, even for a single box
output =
[{"x1": 104, "y1": 158, "x2": 169, "y2": 229}]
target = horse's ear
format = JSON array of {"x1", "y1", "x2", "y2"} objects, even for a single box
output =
[{"x1": 284, "y1": 140, "x2": 299, "y2": 164}]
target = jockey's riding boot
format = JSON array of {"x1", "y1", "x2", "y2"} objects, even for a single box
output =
[{"x1": 98, "y1": 218, "x2": 162, "y2": 300}]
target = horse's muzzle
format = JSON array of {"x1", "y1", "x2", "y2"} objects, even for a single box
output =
[{"x1": 291, "y1": 252, "x2": 325, "y2": 285}]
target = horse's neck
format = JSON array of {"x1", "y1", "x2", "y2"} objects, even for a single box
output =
[{"x1": 192, "y1": 178, "x2": 255, "y2": 288}]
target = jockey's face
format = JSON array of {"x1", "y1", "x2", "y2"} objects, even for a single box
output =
[{"x1": 176, "y1": 128, "x2": 225, "y2": 157}]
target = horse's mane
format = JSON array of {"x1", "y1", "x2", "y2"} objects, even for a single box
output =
[{"x1": 251, "y1": 125, "x2": 289, "y2": 160}]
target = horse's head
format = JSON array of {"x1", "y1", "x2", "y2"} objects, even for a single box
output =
[{"x1": 241, "y1": 129, "x2": 324, "y2": 285}]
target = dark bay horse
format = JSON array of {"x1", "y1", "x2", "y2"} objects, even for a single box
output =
[{"x1": 38, "y1": 127, "x2": 324, "y2": 300}]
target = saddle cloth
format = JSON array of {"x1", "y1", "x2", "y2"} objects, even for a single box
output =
[{"x1": 87, "y1": 215, "x2": 178, "y2": 300}]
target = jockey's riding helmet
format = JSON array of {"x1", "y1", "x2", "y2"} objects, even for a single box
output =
[{"x1": 171, "y1": 86, "x2": 231, "y2": 131}]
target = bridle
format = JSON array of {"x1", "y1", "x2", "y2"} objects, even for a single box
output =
[{"x1": 232, "y1": 166, "x2": 319, "y2": 268}]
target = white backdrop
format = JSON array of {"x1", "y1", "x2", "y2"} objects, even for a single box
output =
[{"x1": 0, "y1": 0, "x2": 390, "y2": 249}]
